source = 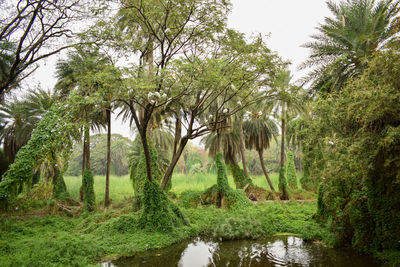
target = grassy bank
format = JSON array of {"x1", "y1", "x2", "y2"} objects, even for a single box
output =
[
  {"x1": 0, "y1": 201, "x2": 331, "y2": 266},
  {"x1": 0, "y1": 172, "x2": 322, "y2": 266}
]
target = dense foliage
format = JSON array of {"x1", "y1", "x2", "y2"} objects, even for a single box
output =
[
  {"x1": 1, "y1": 0, "x2": 399, "y2": 265},
  {"x1": 0, "y1": 201, "x2": 329, "y2": 266},
  {"x1": 306, "y1": 51, "x2": 400, "y2": 253},
  {"x1": 0, "y1": 105, "x2": 79, "y2": 210},
  {"x1": 82, "y1": 169, "x2": 96, "y2": 212},
  {"x1": 286, "y1": 151, "x2": 298, "y2": 189}
]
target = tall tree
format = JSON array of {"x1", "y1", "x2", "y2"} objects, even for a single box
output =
[
  {"x1": 0, "y1": 0, "x2": 86, "y2": 98},
  {"x1": 243, "y1": 113, "x2": 279, "y2": 194},
  {"x1": 55, "y1": 47, "x2": 112, "y2": 201},
  {"x1": 0, "y1": 88, "x2": 57, "y2": 163},
  {"x1": 301, "y1": 0, "x2": 400, "y2": 93},
  {"x1": 270, "y1": 69, "x2": 304, "y2": 199}
]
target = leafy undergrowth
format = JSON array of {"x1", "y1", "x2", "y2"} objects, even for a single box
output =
[{"x1": 0, "y1": 201, "x2": 332, "y2": 266}]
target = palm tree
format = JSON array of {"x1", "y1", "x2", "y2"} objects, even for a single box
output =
[
  {"x1": 301, "y1": 0, "x2": 400, "y2": 93},
  {"x1": 272, "y1": 70, "x2": 304, "y2": 167},
  {"x1": 243, "y1": 114, "x2": 279, "y2": 193},
  {"x1": 203, "y1": 128, "x2": 252, "y2": 189},
  {"x1": 0, "y1": 89, "x2": 57, "y2": 163},
  {"x1": 55, "y1": 47, "x2": 109, "y2": 201},
  {"x1": 269, "y1": 69, "x2": 305, "y2": 199}
]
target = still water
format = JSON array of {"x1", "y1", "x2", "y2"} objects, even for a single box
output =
[{"x1": 102, "y1": 236, "x2": 380, "y2": 267}]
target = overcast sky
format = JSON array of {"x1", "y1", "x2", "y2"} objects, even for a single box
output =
[{"x1": 29, "y1": 0, "x2": 335, "y2": 140}]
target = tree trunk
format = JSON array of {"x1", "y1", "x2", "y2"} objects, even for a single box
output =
[
  {"x1": 104, "y1": 108, "x2": 111, "y2": 208},
  {"x1": 84, "y1": 125, "x2": 91, "y2": 169},
  {"x1": 238, "y1": 121, "x2": 249, "y2": 178},
  {"x1": 280, "y1": 117, "x2": 285, "y2": 167},
  {"x1": 81, "y1": 140, "x2": 86, "y2": 174},
  {"x1": 163, "y1": 115, "x2": 182, "y2": 185},
  {"x1": 140, "y1": 130, "x2": 153, "y2": 182},
  {"x1": 161, "y1": 138, "x2": 188, "y2": 190},
  {"x1": 173, "y1": 115, "x2": 181, "y2": 156},
  {"x1": 217, "y1": 129, "x2": 223, "y2": 153},
  {"x1": 257, "y1": 149, "x2": 276, "y2": 192},
  {"x1": 80, "y1": 125, "x2": 90, "y2": 202}
]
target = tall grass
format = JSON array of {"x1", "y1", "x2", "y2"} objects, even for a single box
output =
[
  {"x1": 64, "y1": 175, "x2": 133, "y2": 204},
  {"x1": 64, "y1": 172, "x2": 304, "y2": 203}
]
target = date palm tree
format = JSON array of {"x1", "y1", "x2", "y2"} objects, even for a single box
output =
[
  {"x1": 203, "y1": 127, "x2": 253, "y2": 189},
  {"x1": 269, "y1": 69, "x2": 305, "y2": 199},
  {"x1": 243, "y1": 114, "x2": 279, "y2": 193},
  {"x1": 0, "y1": 89, "x2": 57, "y2": 164},
  {"x1": 55, "y1": 47, "x2": 109, "y2": 201},
  {"x1": 301, "y1": 0, "x2": 400, "y2": 93}
]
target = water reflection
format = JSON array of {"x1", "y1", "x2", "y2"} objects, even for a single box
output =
[
  {"x1": 178, "y1": 238, "x2": 217, "y2": 267},
  {"x1": 104, "y1": 236, "x2": 380, "y2": 267}
]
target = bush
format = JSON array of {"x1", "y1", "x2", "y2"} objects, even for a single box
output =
[
  {"x1": 138, "y1": 179, "x2": 186, "y2": 232},
  {"x1": 179, "y1": 190, "x2": 202, "y2": 208}
]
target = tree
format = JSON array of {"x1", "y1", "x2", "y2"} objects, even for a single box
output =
[
  {"x1": 93, "y1": 0, "x2": 279, "y2": 219},
  {"x1": 243, "y1": 113, "x2": 279, "y2": 194},
  {"x1": 0, "y1": 103, "x2": 80, "y2": 210},
  {"x1": 270, "y1": 69, "x2": 304, "y2": 199},
  {"x1": 0, "y1": 0, "x2": 86, "y2": 98},
  {"x1": 306, "y1": 50, "x2": 400, "y2": 253},
  {"x1": 113, "y1": 0, "x2": 232, "y2": 187},
  {"x1": 203, "y1": 127, "x2": 252, "y2": 189},
  {"x1": 0, "y1": 88, "x2": 57, "y2": 163},
  {"x1": 55, "y1": 47, "x2": 113, "y2": 202},
  {"x1": 285, "y1": 151, "x2": 298, "y2": 190},
  {"x1": 300, "y1": 0, "x2": 400, "y2": 94}
]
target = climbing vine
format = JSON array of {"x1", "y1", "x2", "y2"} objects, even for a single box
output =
[
  {"x1": 0, "y1": 104, "x2": 80, "y2": 211},
  {"x1": 82, "y1": 169, "x2": 95, "y2": 212},
  {"x1": 286, "y1": 151, "x2": 298, "y2": 190},
  {"x1": 229, "y1": 164, "x2": 252, "y2": 189},
  {"x1": 278, "y1": 167, "x2": 288, "y2": 200},
  {"x1": 215, "y1": 153, "x2": 251, "y2": 209},
  {"x1": 308, "y1": 51, "x2": 400, "y2": 253}
]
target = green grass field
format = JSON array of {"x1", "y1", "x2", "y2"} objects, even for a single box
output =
[{"x1": 64, "y1": 172, "x2": 304, "y2": 204}]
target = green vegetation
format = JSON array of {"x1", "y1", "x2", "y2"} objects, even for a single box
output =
[
  {"x1": 286, "y1": 151, "x2": 298, "y2": 190},
  {"x1": 1, "y1": 0, "x2": 399, "y2": 266},
  {"x1": 0, "y1": 105, "x2": 79, "y2": 211},
  {"x1": 63, "y1": 172, "x2": 310, "y2": 202},
  {"x1": 307, "y1": 51, "x2": 400, "y2": 255},
  {"x1": 0, "y1": 200, "x2": 330, "y2": 266},
  {"x1": 83, "y1": 170, "x2": 96, "y2": 212},
  {"x1": 66, "y1": 134, "x2": 132, "y2": 177}
]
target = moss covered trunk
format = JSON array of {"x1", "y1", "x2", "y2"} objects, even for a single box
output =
[
  {"x1": 279, "y1": 117, "x2": 289, "y2": 200},
  {"x1": 80, "y1": 125, "x2": 91, "y2": 202},
  {"x1": 238, "y1": 121, "x2": 249, "y2": 178},
  {"x1": 83, "y1": 169, "x2": 95, "y2": 212},
  {"x1": 137, "y1": 140, "x2": 186, "y2": 231},
  {"x1": 105, "y1": 108, "x2": 111, "y2": 208},
  {"x1": 52, "y1": 167, "x2": 69, "y2": 200}
]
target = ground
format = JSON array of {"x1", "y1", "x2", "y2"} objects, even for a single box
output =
[{"x1": 0, "y1": 173, "x2": 328, "y2": 266}]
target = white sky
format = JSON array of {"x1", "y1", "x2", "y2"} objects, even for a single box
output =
[{"x1": 27, "y1": 0, "x2": 335, "y2": 140}]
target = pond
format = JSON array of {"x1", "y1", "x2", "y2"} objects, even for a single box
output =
[{"x1": 102, "y1": 236, "x2": 380, "y2": 267}]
